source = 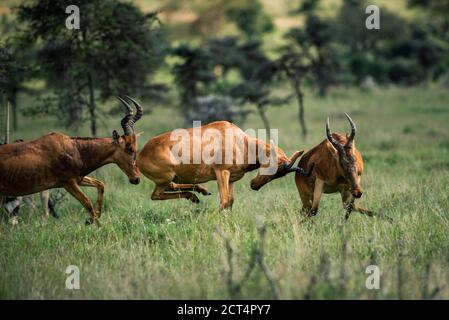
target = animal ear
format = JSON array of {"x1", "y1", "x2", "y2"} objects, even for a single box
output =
[
  {"x1": 112, "y1": 130, "x2": 121, "y2": 143},
  {"x1": 345, "y1": 133, "x2": 356, "y2": 150},
  {"x1": 328, "y1": 142, "x2": 339, "y2": 159}
]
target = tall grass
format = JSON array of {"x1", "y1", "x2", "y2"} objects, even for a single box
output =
[{"x1": 1, "y1": 86, "x2": 448, "y2": 299}]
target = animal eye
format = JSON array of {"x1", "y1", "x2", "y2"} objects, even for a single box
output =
[{"x1": 125, "y1": 144, "x2": 133, "y2": 154}]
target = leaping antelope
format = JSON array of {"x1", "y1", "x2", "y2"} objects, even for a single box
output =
[
  {"x1": 137, "y1": 121, "x2": 310, "y2": 210},
  {"x1": 0, "y1": 96, "x2": 143, "y2": 225},
  {"x1": 295, "y1": 114, "x2": 376, "y2": 220}
]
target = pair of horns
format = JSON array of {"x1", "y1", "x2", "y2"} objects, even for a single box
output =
[
  {"x1": 280, "y1": 150, "x2": 313, "y2": 177},
  {"x1": 117, "y1": 96, "x2": 143, "y2": 136},
  {"x1": 326, "y1": 113, "x2": 356, "y2": 152},
  {"x1": 282, "y1": 150, "x2": 303, "y2": 173}
]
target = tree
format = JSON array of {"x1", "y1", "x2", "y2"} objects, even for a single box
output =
[
  {"x1": 276, "y1": 50, "x2": 311, "y2": 138},
  {"x1": 226, "y1": 0, "x2": 273, "y2": 41},
  {"x1": 171, "y1": 38, "x2": 251, "y2": 125},
  {"x1": 335, "y1": 0, "x2": 448, "y2": 85},
  {"x1": 18, "y1": 0, "x2": 165, "y2": 136},
  {"x1": 408, "y1": 0, "x2": 449, "y2": 15},
  {"x1": 0, "y1": 16, "x2": 36, "y2": 130},
  {"x1": 289, "y1": 0, "x2": 340, "y2": 96},
  {"x1": 407, "y1": 0, "x2": 449, "y2": 82},
  {"x1": 171, "y1": 43, "x2": 216, "y2": 121},
  {"x1": 231, "y1": 81, "x2": 289, "y2": 134},
  {"x1": 230, "y1": 41, "x2": 291, "y2": 133},
  {"x1": 172, "y1": 35, "x2": 287, "y2": 130}
]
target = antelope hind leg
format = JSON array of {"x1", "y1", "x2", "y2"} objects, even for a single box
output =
[
  {"x1": 151, "y1": 185, "x2": 200, "y2": 203},
  {"x1": 308, "y1": 178, "x2": 324, "y2": 217},
  {"x1": 167, "y1": 182, "x2": 211, "y2": 195},
  {"x1": 40, "y1": 191, "x2": 50, "y2": 219},
  {"x1": 215, "y1": 170, "x2": 232, "y2": 211}
]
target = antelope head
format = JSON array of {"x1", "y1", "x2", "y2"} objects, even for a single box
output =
[
  {"x1": 326, "y1": 113, "x2": 363, "y2": 198},
  {"x1": 113, "y1": 95, "x2": 143, "y2": 185},
  {"x1": 250, "y1": 149, "x2": 310, "y2": 191}
]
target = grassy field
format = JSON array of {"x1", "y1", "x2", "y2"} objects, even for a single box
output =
[{"x1": 0, "y1": 86, "x2": 449, "y2": 299}]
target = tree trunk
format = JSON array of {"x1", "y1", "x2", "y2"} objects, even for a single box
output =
[
  {"x1": 316, "y1": 51, "x2": 328, "y2": 97},
  {"x1": 87, "y1": 72, "x2": 97, "y2": 137},
  {"x1": 7, "y1": 88, "x2": 19, "y2": 131},
  {"x1": 292, "y1": 78, "x2": 307, "y2": 138},
  {"x1": 257, "y1": 104, "x2": 270, "y2": 134},
  {"x1": 2, "y1": 92, "x2": 10, "y2": 143}
]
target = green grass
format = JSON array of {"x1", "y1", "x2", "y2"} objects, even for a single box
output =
[{"x1": 1, "y1": 86, "x2": 449, "y2": 299}]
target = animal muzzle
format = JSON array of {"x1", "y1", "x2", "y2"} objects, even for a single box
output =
[
  {"x1": 250, "y1": 182, "x2": 261, "y2": 191},
  {"x1": 352, "y1": 190, "x2": 363, "y2": 198},
  {"x1": 129, "y1": 177, "x2": 141, "y2": 185}
]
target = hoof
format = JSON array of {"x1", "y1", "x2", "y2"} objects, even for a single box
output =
[
  {"x1": 189, "y1": 195, "x2": 200, "y2": 204},
  {"x1": 85, "y1": 218, "x2": 94, "y2": 225},
  {"x1": 206, "y1": 192, "x2": 212, "y2": 196}
]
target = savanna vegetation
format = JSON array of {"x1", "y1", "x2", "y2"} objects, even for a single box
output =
[{"x1": 0, "y1": 0, "x2": 448, "y2": 299}]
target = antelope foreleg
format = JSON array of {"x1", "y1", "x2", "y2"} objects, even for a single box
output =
[
  {"x1": 63, "y1": 180, "x2": 99, "y2": 226},
  {"x1": 341, "y1": 191, "x2": 375, "y2": 220},
  {"x1": 228, "y1": 182, "x2": 235, "y2": 209},
  {"x1": 79, "y1": 176, "x2": 105, "y2": 218}
]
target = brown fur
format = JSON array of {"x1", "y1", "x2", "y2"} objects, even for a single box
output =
[
  {"x1": 295, "y1": 133, "x2": 373, "y2": 220},
  {"x1": 137, "y1": 121, "x2": 304, "y2": 210},
  {"x1": 0, "y1": 131, "x2": 140, "y2": 225}
]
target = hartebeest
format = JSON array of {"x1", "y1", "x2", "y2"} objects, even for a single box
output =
[
  {"x1": 1, "y1": 102, "x2": 58, "y2": 220},
  {"x1": 0, "y1": 96, "x2": 143, "y2": 225},
  {"x1": 3, "y1": 190, "x2": 58, "y2": 220},
  {"x1": 137, "y1": 121, "x2": 309, "y2": 210},
  {"x1": 295, "y1": 114, "x2": 374, "y2": 220},
  {"x1": 1, "y1": 142, "x2": 58, "y2": 220}
]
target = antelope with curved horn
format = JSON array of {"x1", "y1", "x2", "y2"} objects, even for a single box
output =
[
  {"x1": 295, "y1": 113, "x2": 375, "y2": 220},
  {"x1": 0, "y1": 96, "x2": 143, "y2": 225},
  {"x1": 137, "y1": 121, "x2": 310, "y2": 210}
]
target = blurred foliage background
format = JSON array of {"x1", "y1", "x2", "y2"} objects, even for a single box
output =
[{"x1": 1, "y1": 0, "x2": 448, "y2": 138}]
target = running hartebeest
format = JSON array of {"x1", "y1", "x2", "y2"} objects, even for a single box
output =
[
  {"x1": 1, "y1": 142, "x2": 58, "y2": 220},
  {"x1": 137, "y1": 121, "x2": 310, "y2": 210},
  {"x1": 295, "y1": 114, "x2": 375, "y2": 220},
  {"x1": 0, "y1": 96, "x2": 143, "y2": 225},
  {"x1": 1, "y1": 100, "x2": 58, "y2": 220}
]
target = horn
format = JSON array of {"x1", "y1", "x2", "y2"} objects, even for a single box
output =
[
  {"x1": 285, "y1": 150, "x2": 304, "y2": 170},
  {"x1": 117, "y1": 96, "x2": 134, "y2": 136},
  {"x1": 344, "y1": 113, "x2": 356, "y2": 148},
  {"x1": 326, "y1": 117, "x2": 344, "y2": 153},
  {"x1": 288, "y1": 163, "x2": 315, "y2": 177},
  {"x1": 125, "y1": 95, "x2": 143, "y2": 124}
]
